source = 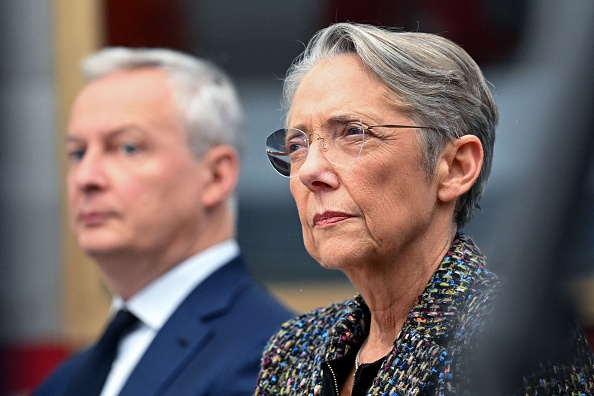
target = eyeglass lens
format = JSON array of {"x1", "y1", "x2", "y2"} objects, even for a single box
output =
[{"x1": 265, "y1": 119, "x2": 366, "y2": 177}]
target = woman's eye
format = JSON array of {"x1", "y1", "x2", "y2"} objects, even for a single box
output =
[
  {"x1": 344, "y1": 123, "x2": 364, "y2": 136},
  {"x1": 285, "y1": 131, "x2": 307, "y2": 154},
  {"x1": 288, "y1": 142, "x2": 305, "y2": 153}
]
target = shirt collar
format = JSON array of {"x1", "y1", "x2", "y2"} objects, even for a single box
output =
[{"x1": 112, "y1": 240, "x2": 240, "y2": 331}]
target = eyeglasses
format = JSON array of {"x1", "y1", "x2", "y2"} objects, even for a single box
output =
[{"x1": 265, "y1": 118, "x2": 431, "y2": 177}]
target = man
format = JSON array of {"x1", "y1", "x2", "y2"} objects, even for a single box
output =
[{"x1": 35, "y1": 47, "x2": 292, "y2": 395}]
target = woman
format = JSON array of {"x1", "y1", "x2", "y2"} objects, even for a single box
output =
[{"x1": 257, "y1": 23, "x2": 594, "y2": 395}]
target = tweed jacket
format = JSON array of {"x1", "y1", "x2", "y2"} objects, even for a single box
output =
[{"x1": 255, "y1": 233, "x2": 594, "y2": 395}]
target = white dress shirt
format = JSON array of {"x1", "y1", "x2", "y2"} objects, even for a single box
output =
[{"x1": 99, "y1": 240, "x2": 240, "y2": 396}]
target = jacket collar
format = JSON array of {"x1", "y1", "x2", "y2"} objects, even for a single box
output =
[
  {"x1": 313, "y1": 234, "x2": 495, "y2": 394},
  {"x1": 406, "y1": 232, "x2": 491, "y2": 343},
  {"x1": 321, "y1": 233, "x2": 491, "y2": 362}
]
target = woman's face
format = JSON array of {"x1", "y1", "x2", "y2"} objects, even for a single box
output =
[{"x1": 288, "y1": 54, "x2": 446, "y2": 271}]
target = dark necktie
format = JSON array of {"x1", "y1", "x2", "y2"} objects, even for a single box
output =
[{"x1": 65, "y1": 309, "x2": 139, "y2": 396}]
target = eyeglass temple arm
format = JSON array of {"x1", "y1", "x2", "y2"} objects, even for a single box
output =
[{"x1": 266, "y1": 149, "x2": 288, "y2": 156}]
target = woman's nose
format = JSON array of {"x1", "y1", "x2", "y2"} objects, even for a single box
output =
[{"x1": 296, "y1": 137, "x2": 337, "y2": 189}]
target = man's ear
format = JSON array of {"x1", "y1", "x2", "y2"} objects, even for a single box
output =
[
  {"x1": 436, "y1": 135, "x2": 483, "y2": 203},
  {"x1": 200, "y1": 145, "x2": 239, "y2": 209}
]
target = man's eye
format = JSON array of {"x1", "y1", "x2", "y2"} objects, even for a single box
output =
[
  {"x1": 68, "y1": 149, "x2": 85, "y2": 161},
  {"x1": 120, "y1": 143, "x2": 139, "y2": 154}
]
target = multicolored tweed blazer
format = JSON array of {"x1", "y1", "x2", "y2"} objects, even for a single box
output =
[{"x1": 255, "y1": 233, "x2": 594, "y2": 395}]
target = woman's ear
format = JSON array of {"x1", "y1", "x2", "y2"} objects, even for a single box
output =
[
  {"x1": 436, "y1": 135, "x2": 483, "y2": 203},
  {"x1": 200, "y1": 145, "x2": 240, "y2": 208}
]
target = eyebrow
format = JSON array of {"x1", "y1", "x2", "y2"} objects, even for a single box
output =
[{"x1": 290, "y1": 113, "x2": 361, "y2": 131}]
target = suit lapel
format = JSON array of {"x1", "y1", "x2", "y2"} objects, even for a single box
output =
[
  {"x1": 119, "y1": 307, "x2": 211, "y2": 395},
  {"x1": 119, "y1": 258, "x2": 249, "y2": 395}
]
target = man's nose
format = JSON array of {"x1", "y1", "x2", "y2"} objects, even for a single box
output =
[{"x1": 72, "y1": 150, "x2": 107, "y2": 192}]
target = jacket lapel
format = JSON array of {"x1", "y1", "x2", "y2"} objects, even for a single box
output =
[
  {"x1": 119, "y1": 307, "x2": 212, "y2": 395},
  {"x1": 119, "y1": 258, "x2": 248, "y2": 395},
  {"x1": 370, "y1": 233, "x2": 490, "y2": 393}
]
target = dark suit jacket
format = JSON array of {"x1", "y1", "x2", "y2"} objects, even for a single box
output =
[{"x1": 34, "y1": 256, "x2": 293, "y2": 395}]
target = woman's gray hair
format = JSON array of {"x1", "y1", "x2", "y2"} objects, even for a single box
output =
[
  {"x1": 283, "y1": 23, "x2": 498, "y2": 229},
  {"x1": 82, "y1": 47, "x2": 244, "y2": 158}
]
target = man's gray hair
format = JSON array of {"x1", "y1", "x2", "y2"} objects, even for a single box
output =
[
  {"x1": 283, "y1": 23, "x2": 498, "y2": 229},
  {"x1": 82, "y1": 47, "x2": 244, "y2": 158}
]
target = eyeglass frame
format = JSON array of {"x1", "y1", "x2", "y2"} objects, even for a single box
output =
[{"x1": 265, "y1": 122, "x2": 433, "y2": 177}]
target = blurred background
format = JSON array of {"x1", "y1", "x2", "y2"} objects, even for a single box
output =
[{"x1": 1, "y1": 0, "x2": 593, "y2": 394}]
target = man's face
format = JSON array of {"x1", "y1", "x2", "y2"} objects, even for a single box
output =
[{"x1": 66, "y1": 68, "x2": 207, "y2": 262}]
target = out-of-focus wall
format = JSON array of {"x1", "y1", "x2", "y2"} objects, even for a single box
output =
[
  {"x1": 0, "y1": 0, "x2": 60, "y2": 343},
  {"x1": 0, "y1": 2, "x2": 64, "y2": 392},
  {"x1": 53, "y1": 0, "x2": 111, "y2": 347}
]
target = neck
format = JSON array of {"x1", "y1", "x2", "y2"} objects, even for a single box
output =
[
  {"x1": 93, "y1": 207, "x2": 234, "y2": 300},
  {"x1": 348, "y1": 224, "x2": 456, "y2": 362},
  {"x1": 94, "y1": 249, "x2": 191, "y2": 300}
]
